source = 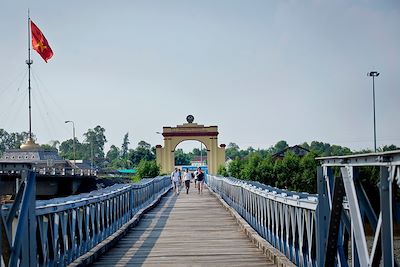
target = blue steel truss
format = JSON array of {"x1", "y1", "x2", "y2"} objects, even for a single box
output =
[
  {"x1": 0, "y1": 173, "x2": 171, "y2": 267},
  {"x1": 317, "y1": 151, "x2": 400, "y2": 267}
]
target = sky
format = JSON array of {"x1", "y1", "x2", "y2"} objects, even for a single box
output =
[{"x1": 1, "y1": 0, "x2": 399, "y2": 153}]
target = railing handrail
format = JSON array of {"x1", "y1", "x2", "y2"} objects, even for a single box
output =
[
  {"x1": 34, "y1": 177, "x2": 166, "y2": 214},
  {"x1": 207, "y1": 174, "x2": 317, "y2": 267},
  {"x1": 211, "y1": 175, "x2": 318, "y2": 210},
  {"x1": 1, "y1": 174, "x2": 172, "y2": 266}
]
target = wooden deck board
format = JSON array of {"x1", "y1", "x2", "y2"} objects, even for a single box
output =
[{"x1": 91, "y1": 185, "x2": 275, "y2": 266}]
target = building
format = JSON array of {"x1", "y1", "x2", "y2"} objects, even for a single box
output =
[{"x1": 190, "y1": 156, "x2": 207, "y2": 167}]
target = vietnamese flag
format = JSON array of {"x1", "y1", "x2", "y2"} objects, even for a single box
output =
[{"x1": 30, "y1": 20, "x2": 53, "y2": 62}]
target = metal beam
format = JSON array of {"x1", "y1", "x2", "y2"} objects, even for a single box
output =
[
  {"x1": 341, "y1": 166, "x2": 369, "y2": 267},
  {"x1": 317, "y1": 150, "x2": 400, "y2": 167},
  {"x1": 324, "y1": 175, "x2": 346, "y2": 267},
  {"x1": 380, "y1": 166, "x2": 394, "y2": 267}
]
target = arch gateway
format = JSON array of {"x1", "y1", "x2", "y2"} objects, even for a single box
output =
[{"x1": 156, "y1": 116, "x2": 226, "y2": 174}]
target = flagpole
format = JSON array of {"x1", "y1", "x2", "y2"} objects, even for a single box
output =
[
  {"x1": 26, "y1": 9, "x2": 33, "y2": 140},
  {"x1": 21, "y1": 9, "x2": 39, "y2": 150}
]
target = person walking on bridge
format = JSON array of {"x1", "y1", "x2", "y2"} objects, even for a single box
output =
[
  {"x1": 196, "y1": 167, "x2": 205, "y2": 194},
  {"x1": 183, "y1": 168, "x2": 192, "y2": 194},
  {"x1": 171, "y1": 168, "x2": 180, "y2": 195}
]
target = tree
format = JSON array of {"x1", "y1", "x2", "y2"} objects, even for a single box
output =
[
  {"x1": 226, "y1": 142, "x2": 240, "y2": 159},
  {"x1": 241, "y1": 153, "x2": 262, "y2": 181},
  {"x1": 0, "y1": 130, "x2": 31, "y2": 154},
  {"x1": 273, "y1": 140, "x2": 289, "y2": 154},
  {"x1": 257, "y1": 156, "x2": 275, "y2": 186},
  {"x1": 217, "y1": 165, "x2": 229, "y2": 176},
  {"x1": 137, "y1": 140, "x2": 151, "y2": 150},
  {"x1": 128, "y1": 141, "x2": 155, "y2": 166},
  {"x1": 136, "y1": 160, "x2": 160, "y2": 179},
  {"x1": 59, "y1": 138, "x2": 84, "y2": 160},
  {"x1": 106, "y1": 145, "x2": 120, "y2": 162},
  {"x1": 49, "y1": 140, "x2": 60, "y2": 149},
  {"x1": 228, "y1": 142, "x2": 240, "y2": 150},
  {"x1": 174, "y1": 149, "x2": 190, "y2": 165},
  {"x1": 191, "y1": 147, "x2": 206, "y2": 157},
  {"x1": 379, "y1": 144, "x2": 399, "y2": 152},
  {"x1": 227, "y1": 157, "x2": 245, "y2": 179},
  {"x1": 40, "y1": 144, "x2": 58, "y2": 152},
  {"x1": 0, "y1": 129, "x2": 10, "y2": 154},
  {"x1": 121, "y1": 133, "x2": 129, "y2": 158},
  {"x1": 83, "y1": 125, "x2": 107, "y2": 160},
  {"x1": 298, "y1": 152, "x2": 318, "y2": 193}
]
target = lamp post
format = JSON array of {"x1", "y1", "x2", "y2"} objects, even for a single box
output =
[
  {"x1": 367, "y1": 71, "x2": 379, "y2": 152},
  {"x1": 90, "y1": 141, "x2": 93, "y2": 174},
  {"x1": 65, "y1": 120, "x2": 76, "y2": 166},
  {"x1": 200, "y1": 143, "x2": 203, "y2": 166}
]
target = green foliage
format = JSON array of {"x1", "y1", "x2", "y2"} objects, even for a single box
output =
[
  {"x1": 273, "y1": 140, "x2": 289, "y2": 154},
  {"x1": 257, "y1": 156, "x2": 275, "y2": 185},
  {"x1": 59, "y1": 138, "x2": 83, "y2": 159},
  {"x1": 241, "y1": 153, "x2": 263, "y2": 181},
  {"x1": 128, "y1": 141, "x2": 156, "y2": 166},
  {"x1": 137, "y1": 140, "x2": 151, "y2": 149},
  {"x1": 121, "y1": 133, "x2": 129, "y2": 158},
  {"x1": 379, "y1": 144, "x2": 399, "y2": 152},
  {"x1": 135, "y1": 160, "x2": 160, "y2": 179},
  {"x1": 225, "y1": 142, "x2": 241, "y2": 159},
  {"x1": 83, "y1": 125, "x2": 107, "y2": 160},
  {"x1": 220, "y1": 139, "x2": 396, "y2": 194},
  {"x1": 0, "y1": 129, "x2": 31, "y2": 155},
  {"x1": 40, "y1": 144, "x2": 58, "y2": 152},
  {"x1": 174, "y1": 148, "x2": 191, "y2": 165},
  {"x1": 217, "y1": 165, "x2": 229, "y2": 177},
  {"x1": 106, "y1": 145, "x2": 120, "y2": 162},
  {"x1": 227, "y1": 157, "x2": 245, "y2": 179},
  {"x1": 298, "y1": 152, "x2": 318, "y2": 193},
  {"x1": 274, "y1": 152, "x2": 301, "y2": 189},
  {"x1": 305, "y1": 141, "x2": 352, "y2": 156},
  {"x1": 225, "y1": 150, "x2": 318, "y2": 193}
]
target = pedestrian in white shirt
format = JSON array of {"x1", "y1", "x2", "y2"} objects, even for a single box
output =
[
  {"x1": 171, "y1": 168, "x2": 180, "y2": 195},
  {"x1": 183, "y1": 168, "x2": 193, "y2": 194}
]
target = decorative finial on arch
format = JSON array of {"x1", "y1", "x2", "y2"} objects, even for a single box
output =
[{"x1": 186, "y1": 115, "x2": 194, "y2": 123}]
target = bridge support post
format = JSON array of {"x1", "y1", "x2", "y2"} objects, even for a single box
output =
[
  {"x1": 7, "y1": 170, "x2": 37, "y2": 267},
  {"x1": 316, "y1": 166, "x2": 329, "y2": 267},
  {"x1": 380, "y1": 166, "x2": 394, "y2": 267}
]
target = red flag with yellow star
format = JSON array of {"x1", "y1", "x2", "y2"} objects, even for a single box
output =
[{"x1": 31, "y1": 20, "x2": 53, "y2": 62}]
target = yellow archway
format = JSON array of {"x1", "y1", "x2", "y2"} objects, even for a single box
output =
[{"x1": 156, "y1": 116, "x2": 226, "y2": 174}]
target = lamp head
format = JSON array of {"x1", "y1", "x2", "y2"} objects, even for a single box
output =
[{"x1": 368, "y1": 71, "x2": 380, "y2": 77}]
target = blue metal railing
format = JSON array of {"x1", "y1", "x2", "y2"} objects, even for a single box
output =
[
  {"x1": 208, "y1": 151, "x2": 400, "y2": 267},
  {"x1": 207, "y1": 175, "x2": 318, "y2": 267},
  {"x1": 1, "y1": 174, "x2": 171, "y2": 266}
]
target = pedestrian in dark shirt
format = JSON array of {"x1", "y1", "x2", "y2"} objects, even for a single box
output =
[{"x1": 196, "y1": 167, "x2": 205, "y2": 194}]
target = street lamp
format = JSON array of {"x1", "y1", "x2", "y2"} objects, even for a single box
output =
[
  {"x1": 65, "y1": 120, "x2": 76, "y2": 166},
  {"x1": 200, "y1": 143, "x2": 203, "y2": 166},
  {"x1": 367, "y1": 71, "x2": 380, "y2": 152}
]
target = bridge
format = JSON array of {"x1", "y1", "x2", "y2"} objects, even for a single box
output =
[{"x1": 1, "y1": 150, "x2": 400, "y2": 266}]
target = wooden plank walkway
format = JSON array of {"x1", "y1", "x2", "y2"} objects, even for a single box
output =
[{"x1": 91, "y1": 184, "x2": 275, "y2": 266}]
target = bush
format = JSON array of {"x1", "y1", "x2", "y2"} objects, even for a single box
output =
[
  {"x1": 217, "y1": 165, "x2": 229, "y2": 176},
  {"x1": 135, "y1": 160, "x2": 160, "y2": 179}
]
